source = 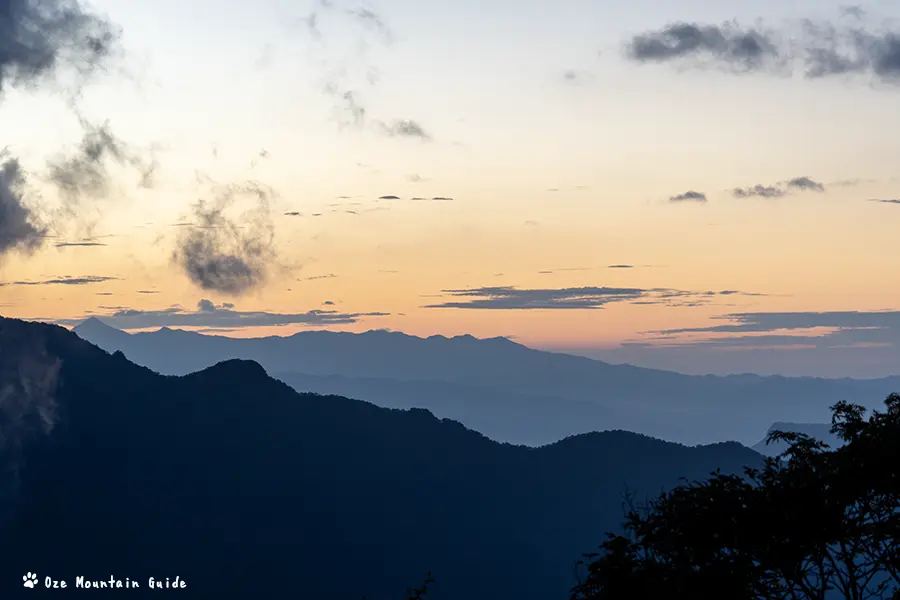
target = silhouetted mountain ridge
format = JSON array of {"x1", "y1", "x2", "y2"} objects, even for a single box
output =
[
  {"x1": 71, "y1": 320, "x2": 900, "y2": 445},
  {"x1": 2, "y1": 316, "x2": 762, "y2": 599}
]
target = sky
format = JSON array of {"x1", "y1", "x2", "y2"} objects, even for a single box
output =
[{"x1": 3, "y1": 0, "x2": 900, "y2": 378}]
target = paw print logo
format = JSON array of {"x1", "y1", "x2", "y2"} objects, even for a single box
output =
[{"x1": 23, "y1": 572, "x2": 38, "y2": 588}]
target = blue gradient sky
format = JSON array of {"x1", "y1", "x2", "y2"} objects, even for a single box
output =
[{"x1": 3, "y1": 0, "x2": 900, "y2": 377}]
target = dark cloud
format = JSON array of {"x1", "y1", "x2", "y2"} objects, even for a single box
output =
[
  {"x1": 0, "y1": 0, "x2": 120, "y2": 96},
  {"x1": 608, "y1": 264, "x2": 634, "y2": 269},
  {"x1": 626, "y1": 22, "x2": 781, "y2": 72},
  {"x1": 0, "y1": 275, "x2": 116, "y2": 287},
  {"x1": 322, "y1": 300, "x2": 335, "y2": 305},
  {"x1": 669, "y1": 190, "x2": 707, "y2": 203},
  {"x1": 625, "y1": 17, "x2": 900, "y2": 83},
  {"x1": 172, "y1": 180, "x2": 278, "y2": 296},
  {"x1": 733, "y1": 184, "x2": 785, "y2": 198},
  {"x1": 410, "y1": 196, "x2": 454, "y2": 202},
  {"x1": 732, "y1": 176, "x2": 826, "y2": 198},
  {"x1": 53, "y1": 299, "x2": 389, "y2": 329},
  {"x1": 284, "y1": 211, "x2": 302, "y2": 216},
  {"x1": 869, "y1": 198, "x2": 900, "y2": 204},
  {"x1": 423, "y1": 285, "x2": 762, "y2": 310},
  {"x1": 0, "y1": 0, "x2": 153, "y2": 263},
  {"x1": 54, "y1": 241, "x2": 106, "y2": 247},
  {"x1": 0, "y1": 155, "x2": 47, "y2": 259},
  {"x1": 786, "y1": 176, "x2": 825, "y2": 192},
  {"x1": 136, "y1": 290, "x2": 158, "y2": 294},
  {"x1": 378, "y1": 195, "x2": 400, "y2": 200},
  {"x1": 376, "y1": 119, "x2": 431, "y2": 140}
]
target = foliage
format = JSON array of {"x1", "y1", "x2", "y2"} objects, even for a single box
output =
[{"x1": 573, "y1": 394, "x2": 900, "y2": 600}]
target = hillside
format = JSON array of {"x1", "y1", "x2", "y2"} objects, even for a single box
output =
[
  {"x1": 72, "y1": 318, "x2": 900, "y2": 446},
  {"x1": 2, "y1": 316, "x2": 762, "y2": 599}
]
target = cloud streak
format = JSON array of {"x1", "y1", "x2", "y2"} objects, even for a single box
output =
[
  {"x1": 56, "y1": 299, "x2": 389, "y2": 329},
  {"x1": 642, "y1": 310, "x2": 900, "y2": 351},
  {"x1": 423, "y1": 285, "x2": 763, "y2": 310},
  {"x1": 0, "y1": 275, "x2": 117, "y2": 287}
]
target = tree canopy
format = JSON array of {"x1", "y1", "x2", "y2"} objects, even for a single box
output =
[{"x1": 573, "y1": 394, "x2": 900, "y2": 600}]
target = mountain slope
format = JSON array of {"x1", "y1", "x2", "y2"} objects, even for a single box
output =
[
  {"x1": 71, "y1": 319, "x2": 900, "y2": 445},
  {"x1": 2, "y1": 316, "x2": 762, "y2": 599}
]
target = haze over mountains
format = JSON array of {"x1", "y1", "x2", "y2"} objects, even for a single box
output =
[
  {"x1": 72, "y1": 317, "x2": 899, "y2": 447},
  {"x1": 0, "y1": 316, "x2": 763, "y2": 599}
]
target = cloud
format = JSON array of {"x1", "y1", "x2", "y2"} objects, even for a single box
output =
[
  {"x1": 299, "y1": 273, "x2": 337, "y2": 281},
  {"x1": 376, "y1": 119, "x2": 431, "y2": 140},
  {"x1": 0, "y1": 0, "x2": 120, "y2": 96},
  {"x1": 423, "y1": 285, "x2": 762, "y2": 310},
  {"x1": 136, "y1": 290, "x2": 158, "y2": 294},
  {"x1": 733, "y1": 184, "x2": 785, "y2": 198},
  {"x1": 643, "y1": 310, "x2": 900, "y2": 351},
  {"x1": 171, "y1": 180, "x2": 278, "y2": 296},
  {"x1": 284, "y1": 211, "x2": 303, "y2": 216},
  {"x1": 732, "y1": 176, "x2": 826, "y2": 198},
  {"x1": 626, "y1": 22, "x2": 781, "y2": 72},
  {"x1": 0, "y1": 155, "x2": 47, "y2": 260},
  {"x1": 53, "y1": 299, "x2": 389, "y2": 329},
  {"x1": 0, "y1": 275, "x2": 117, "y2": 287},
  {"x1": 624, "y1": 17, "x2": 900, "y2": 83},
  {"x1": 378, "y1": 195, "x2": 400, "y2": 200},
  {"x1": 0, "y1": 0, "x2": 143, "y2": 263},
  {"x1": 54, "y1": 241, "x2": 106, "y2": 247},
  {"x1": 786, "y1": 176, "x2": 825, "y2": 192},
  {"x1": 669, "y1": 190, "x2": 707, "y2": 203},
  {"x1": 410, "y1": 196, "x2": 454, "y2": 202},
  {"x1": 869, "y1": 199, "x2": 900, "y2": 204},
  {"x1": 407, "y1": 174, "x2": 424, "y2": 183},
  {"x1": 608, "y1": 264, "x2": 634, "y2": 269},
  {"x1": 347, "y1": 6, "x2": 392, "y2": 43},
  {"x1": 46, "y1": 118, "x2": 156, "y2": 208}
]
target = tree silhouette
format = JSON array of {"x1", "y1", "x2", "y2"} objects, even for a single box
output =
[{"x1": 572, "y1": 394, "x2": 900, "y2": 600}]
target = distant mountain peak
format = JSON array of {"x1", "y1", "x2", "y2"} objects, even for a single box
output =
[
  {"x1": 74, "y1": 316, "x2": 120, "y2": 332},
  {"x1": 72, "y1": 317, "x2": 130, "y2": 343}
]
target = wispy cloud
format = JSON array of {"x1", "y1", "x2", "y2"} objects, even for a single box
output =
[
  {"x1": 376, "y1": 119, "x2": 431, "y2": 140},
  {"x1": 55, "y1": 299, "x2": 389, "y2": 329}
]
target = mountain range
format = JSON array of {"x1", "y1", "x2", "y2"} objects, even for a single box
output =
[
  {"x1": 72, "y1": 317, "x2": 900, "y2": 446},
  {"x1": 0, "y1": 316, "x2": 767, "y2": 599}
]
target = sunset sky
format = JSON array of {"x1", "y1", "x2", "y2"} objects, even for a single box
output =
[{"x1": 3, "y1": 0, "x2": 900, "y2": 377}]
